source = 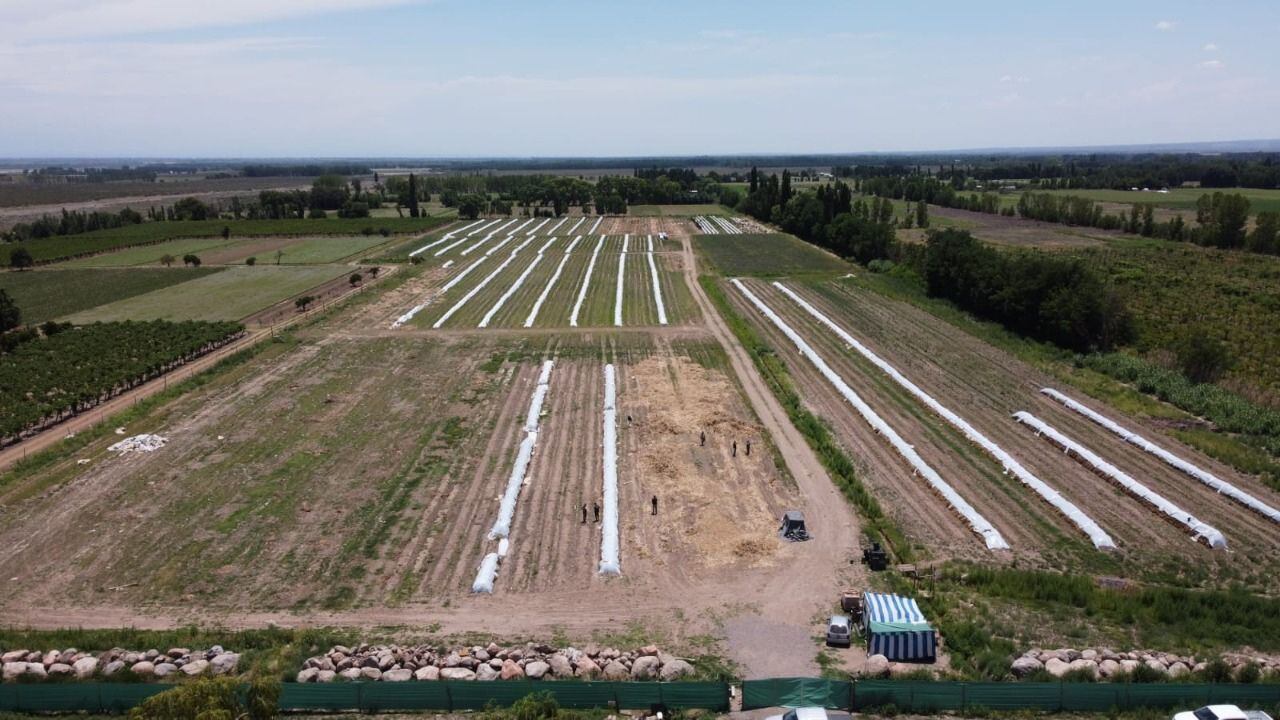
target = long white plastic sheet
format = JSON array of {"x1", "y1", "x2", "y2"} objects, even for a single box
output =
[
  {"x1": 570, "y1": 235, "x2": 606, "y2": 327},
  {"x1": 647, "y1": 236, "x2": 668, "y2": 326},
  {"x1": 588, "y1": 216, "x2": 602, "y2": 234},
  {"x1": 567, "y1": 217, "x2": 586, "y2": 235},
  {"x1": 772, "y1": 282, "x2": 1114, "y2": 549},
  {"x1": 391, "y1": 253, "x2": 488, "y2": 328},
  {"x1": 546, "y1": 217, "x2": 567, "y2": 235},
  {"x1": 525, "y1": 236, "x2": 582, "y2": 327},
  {"x1": 1040, "y1": 388, "x2": 1280, "y2": 524},
  {"x1": 478, "y1": 237, "x2": 555, "y2": 327},
  {"x1": 732, "y1": 279, "x2": 1009, "y2": 550},
  {"x1": 526, "y1": 217, "x2": 550, "y2": 235},
  {"x1": 471, "y1": 552, "x2": 500, "y2": 593},
  {"x1": 693, "y1": 216, "x2": 718, "y2": 234},
  {"x1": 614, "y1": 235, "x2": 627, "y2": 326},
  {"x1": 714, "y1": 216, "x2": 742, "y2": 234},
  {"x1": 433, "y1": 237, "x2": 534, "y2": 328},
  {"x1": 443, "y1": 218, "x2": 517, "y2": 256},
  {"x1": 1012, "y1": 411, "x2": 1227, "y2": 548},
  {"x1": 408, "y1": 218, "x2": 484, "y2": 257},
  {"x1": 600, "y1": 364, "x2": 622, "y2": 574}
]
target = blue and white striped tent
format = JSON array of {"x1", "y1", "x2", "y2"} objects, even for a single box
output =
[{"x1": 864, "y1": 591, "x2": 936, "y2": 662}]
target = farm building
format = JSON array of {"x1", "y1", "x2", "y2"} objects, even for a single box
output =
[{"x1": 864, "y1": 591, "x2": 937, "y2": 663}]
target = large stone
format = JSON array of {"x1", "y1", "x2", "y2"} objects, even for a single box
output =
[
  {"x1": 1068, "y1": 659, "x2": 1098, "y2": 678},
  {"x1": 47, "y1": 663, "x2": 74, "y2": 677},
  {"x1": 500, "y1": 660, "x2": 525, "y2": 680},
  {"x1": 316, "y1": 670, "x2": 336, "y2": 683},
  {"x1": 602, "y1": 660, "x2": 629, "y2": 681},
  {"x1": 440, "y1": 668, "x2": 476, "y2": 681},
  {"x1": 1119, "y1": 659, "x2": 1141, "y2": 674},
  {"x1": 384, "y1": 668, "x2": 413, "y2": 682},
  {"x1": 574, "y1": 656, "x2": 601, "y2": 679},
  {"x1": 639, "y1": 645, "x2": 659, "y2": 657},
  {"x1": 103, "y1": 661, "x2": 126, "y2": 677},
  {"x1": 1081, "y1": 649, "x2": 1098, "y2": 661},
  {"x1": 210, "y1": 653, "x2": 240, "y2": 675},
  {"x1": 3, "y1": 663, "x2": 27, "y2": 681},
  {"x1": 24, "y1": 664, "x2": 47, "y2": 680},
  {"x1": 475, "y1": 650, "x2": 491, "y2": 662},
  {"x1": 1099, "y1": 659, "x2": 1121, "y2": 678},
  {"x1": 73, "y1": 657, "x2": 99, "y2": 679},
  {"x1": 443, "y1": 652, "x2": 463, "y2": 668},
  {"x1": 524, "y1": 661, "x2": 550, "y2": 680},
  {"x1": 182, "y1": 659, "x2": 210, "y2": 676},
  {"x1": 1, "y1": 651, "x2": 27, "y2": 664},
  {"x1": 1144, "y1": 659, "x2": 1168, "y2": 675},
  {"x1": 660, "y1": 659, "x2": 696, "y2": 681},
  {"x1": 166, "y1": 648, "x2": 190, "y2": 659},
  {"x1": 1010, "y1": 656, "x2": 1042, "y2": 677},
  {"x1": 476, "y1": 664, "x2": 499, "y2": 682},
  {"x1": 42, "y1": 650, "x2": 60, "y2": 666},
  {"x1": 338, "y1": 668, "x2": 362, "y2": 681},
  {"x1": 415, "y1": 666, "x2": 440, "y2": 681},
  {"x1": 131, "y1": 661, "x2": 155, "y2": 676},
  {"x1": 630, "y1": 656, "x2": 661, "y2": 680},
  {"x1": 360, "y1": 667, "x2": 382, "y2": 681},
  {"x1": 1169, "y1": 662, "x2": 1190, "y2": 678},
  {"x1": 153, "y1": 663, "x2": 178, "y2": 678},
  {"x1": 296, "y1": 668, "x2": 319, "y2": 683},
  {"x1": 547, "y1": 654, "x2": 573, "y2": 678},
  {"x1": 1045, "y1": 657, "x2": 1071, "y2": 678}
]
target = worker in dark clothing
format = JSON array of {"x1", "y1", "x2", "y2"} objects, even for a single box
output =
[
  {"x1": 581, "y1": 503, "x2": 588, "y2": 524},
  {"x1": 732, "y1": 440, "x2": 738, "y2": 457},
  {"x1": 700, "y1": 430, "x2": 706, "y2": 447},
  {"x1": 651, "y1": 495, "x2": 658, "y2": 515},
  {"x1": 593, "y1": 502, "x2": 601, "y2": 523},
  {"x1": 746, "y1": 439, "x2": 752, "y2": 456}
]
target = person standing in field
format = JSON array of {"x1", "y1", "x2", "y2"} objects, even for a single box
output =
[
  {"x1": 651, "y1": 495, "x2": 658, "y2": 515},
  {"x1": 732, "y1": 440, "x2": 738, "y2": 457},
  {"x1": 700, "y1": 430, "x2": 705, "y2": 447},
  {"x1": 746, "y1": 439, "x2": 751, "y2": 456},
  {"x1": 593, "y1": 502, "x2": 601, "y2": 523},
  {"x1": 581, "y1": 503, "x2": 588, "y2": 524}
]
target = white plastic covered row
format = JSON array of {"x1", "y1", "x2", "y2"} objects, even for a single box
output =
[
  {"x1": 432, "y1": 237, "x2": 534, "y2": 328},
  {"x1": 1041, "y1": 388, "x2": 1280, "y2": 525},
  {"x1": 444, "y1": 218, "x2": 518, "y2": 257},
  {"x1": 693, "y1": 216, "x2": 718, "y2": 234},
  {"x1": 391, "y1": 252, "x2": 489, "y2": 328},
  {"x1": 474, "y1": 360, "x2": 555, "y2": 593},
  {"x1": 478, "y1": 237, "x2": 556, "y2": 327},
  {"x1": 570, "y1": 235, "x2": 605, "y2": 327},
  {"x1": 588, "y1": 216, "x2": 603, "y2": 234},
  {"x1": 1012, "y1": 411, "x2": 1227, "y2": 548},
  {"x1": 646, "y1": 235, "x2": 668, "y2": 325},
  {"x1": 525, "y1": 235, "x2": 583, "y2": 327},
  {"x1": 614, "y1": 234, "x2": 628, "y2": 327},
  {"x1": 408, "y1": 218, "x2": 485, "y2": 257},
  {"x1": 526, "y1": 218, "x2": 550, "y2": 236},
  {"x1": 713, "y1": 216, "x2": 741, "y2": 234},
  {"x1": 732, "y1": 279, "x2": 1009, "y2": 550},
  {"x1": 599, "y1": 364, "x2": 622, "y2": 574},
  {"x1": 772, "y1": 282, "x2": 1115, "y2": 550},
  {"x1": 566, "y1": 217, "x2": 586, "y2": 235}
]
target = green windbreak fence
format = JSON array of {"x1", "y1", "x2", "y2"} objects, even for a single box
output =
[
  {"x1": 852, "y1": 680, "x2": 1280, "y2": 713},
  {"x1": 742, "y1": 677, "x2": 853, "y2": 710},
  {"x1": 0, "y1": 680, "x2": 730, "y2": 714}
]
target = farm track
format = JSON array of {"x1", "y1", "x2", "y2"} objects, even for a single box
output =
[{"x1": 742, "y1": 278, "x2": 1279, "y2": 566}]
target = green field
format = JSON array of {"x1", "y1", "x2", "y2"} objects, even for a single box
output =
[
  {"x1": 271, "y1": 235, "x2": 394, "y2": 264},
  {"x1": 629, "y1": 204, "x2": 731, "y2": 216},
  {"x1": 997, "y1": 187, "x2": 1280, "y2": 216},
  {"x1": 0, "y1": 267, "x2": 221, "y2": 324},
  {"x1": 2, "y1": 216, "x2": 451, "y2": 266},
  {"x1": 64, "y1": 265, "x2": 348, "y2": 323},
  {"x1": 59, "y1": 236, "x2": 238, "y2": 268},
  {"x1": 695, "y1": 233, "x2": 853, "y2": 276}
]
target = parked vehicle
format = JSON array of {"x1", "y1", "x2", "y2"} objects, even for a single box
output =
[
  {"x1": 825, "y1": 615, "x2": 852, "y2": 647},
  {"x1": 1173, "y1": 705, "x2": 1273, "y2": 720}
]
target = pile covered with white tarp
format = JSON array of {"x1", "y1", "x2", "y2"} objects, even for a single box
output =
[
  {"x1": 1041, "y1": 388, "x2": 1280, "y2": 525},
  {"x1": 1013, "y1": 411, "x2": 1227, "y2": 548},
  {"x1": 731, "y1": 279, "x2": 1009, "y2": 550},
  {"x1": 108, "y1": 434, "x2": 168, "y2": 454},
  {"x1": 771, "y1": 282, "x2": 1115, "y2": 550},
  {"x1": 473, "y1": 360, "x2": 555, "y2": 593},
  {"x1": 599, "y1": 364, "x2": 622, "y2": 574}
]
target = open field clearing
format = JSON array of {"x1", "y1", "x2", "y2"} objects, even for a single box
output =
[
  {"x1": 0, "y1": 267, "x2": 220, "y2": 323},
  {"x1": 256, "y1": 235, "x2": 393, "y2": 264},
  {"x1": 921, "y1": 205, "x2": 1118, "y2": 247},
  {"x1": 994, "y1": 186, "x2": 1280, "y2": 216},
  {"x1": 629, "y1": 204, "x2": 730, "y2": 216},
  {"x1": 696, "y1": 233, "x2": 853, "y2": 276},
  {"x1": 407, "y1": 235, "x2": 692, "y2": 329},
  {"x1": 59, "y1": 236, "x2": 238, "y2": 267},
  {"x1": 64, "y1": 265, "x2": 349, "y2": 323},
  {"x1": 722, "y1": 276, "x2": 1280, "y2": 579}
]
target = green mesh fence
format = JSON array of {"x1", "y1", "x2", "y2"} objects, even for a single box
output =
[
  {"x1": 852, "y1": 680, "x2": 1280, "y2": 713},
  {"x1": 742, "y1": 678, "x2": 854, "y2": 710}
]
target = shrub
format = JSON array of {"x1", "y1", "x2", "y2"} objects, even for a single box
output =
[
  {"x1": 128, "y1": 676, "x2": 278, "y2": 719},
  {"x1": 1173, "y1": 328, "x2": 1233, "y2": 384},
  {"x1": 245, "y1": 256, "x2": 256, "y2": 266}
]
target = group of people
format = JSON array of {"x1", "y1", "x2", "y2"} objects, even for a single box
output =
[{"x1": 700, "y1": 429, "x2": 751, "y2": 457}]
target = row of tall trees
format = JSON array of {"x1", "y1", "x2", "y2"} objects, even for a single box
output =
[{"x1": 2, "y1": 207, "x2": 143, "y2": 242}]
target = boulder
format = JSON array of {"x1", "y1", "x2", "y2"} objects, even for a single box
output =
[
  {"x1": 525, "y1": 661, "x2": 550, "y2": 680},
  {"x1": 376, "y1": 653, "x2": 395, "y2": 671},
  {"x1": 1081, "y1": 649, "x2": 1098, "y2": 661},
  {"x1": 602, "y1": 660, "x2": 629, "y2": 681},
  {"x1": 47, "y1": 663, "x2": 74, "y2": 677},
  {"x1": 661, "y1": 659, "x2": 696, "y2": 681},
  {"x1": 1099, "y1": 659, "x2": 1121, "y2": 678},
  {"x1": 639, "y1": 645, "x2": 660, "y2": 657},
  {"x1": 384, "y1": 668, "x2": 413, "y2": 682},
  {"x1": 153, "y1": 663, "x2": 177, "y2": 678},
  {"x1": 73, "y1": 657, "x2": 99, "y2": 679},
  {"x1": 476, "y1": 664, "x2": 499, "y2": 681},
  {"x1": 360, "y1": 667, "x2": 382, "y2": 681},
  {"x1": 1068, "y1": 659, "x2": 1098, "y2": 678},
  {"x1": 296, "y1": 668, "x2": 319, "y2": 683},
  {"x1": 547, "y1": 654, "x2": 573, "y2": 678},
  {"x1": 443, "y1": 652, "x2": 463, "y2": 668},
  {"x1": 211, "y1": 653, "x2": 240, "y2": 675},
  {"x1": 415, "y1": 666, "x2": 440, "y2": 681},
  {"x1": 630, "y1": 656, "x2": 661, "y2": 680},
  {"x1": 1120, "y1": 659, "x2": 1140, "y2": 674},
  {"x1": 3, "y1": 663, "x2": 27, "y2": 681},
  {"x1": 574, "y1": 656, "x2": 601, "y2": 679},
  {"x1": 339, "y1": 668, "x2": 362, "y2": 681},
  {"x1": 1045, "y1": 657, "x2": 1071, "y2": 678},
  {"x1": 501, "y1": 660, "x2": 525, "y2": 680},
  {"x1": 131, "y1": 661, "x2": 155, "y2": 676},
  {"x1": 486, "y1": 643, "x2": 501, "y2": 656},
  {"x1": 1010, "y1": 656, "x2": 1042, "y2": 677},
  {"x1": 1168, "y1": 662, "x2": 1190, "y2": 678},
  {"x1": 475, "y1": 649, "x2": 491, "y2": 662},
  {"x1": 1145, "y1": 659, "x2": 1167, "y2": 675},
  {"x1": 42, "y1": 650, "x2": 60, "y2": 666},
  {"x1": 1, "y1": 651, "x2": 27, "y2": 664},
  {"x1": 316, "y1": 670, "x2": 336, "y2": 683},
  {"x1": 182, "y1": 659, "x2": 210, "y2": 676},
  {"x1": 24, "y1": 664, "x2": 47, "y2": 680},
  {"x1": 144, "y1": 650, "x2": 160, "y2": 661},
  {"x1": 440, "y1": 668, "x2": 476, "y2": 681},
  {"x1": 166, "y1": 648, "x2": 190, "y2": 659},
  {"x1": 103, "y1": 661, "x2": 126, "y2": 677}
]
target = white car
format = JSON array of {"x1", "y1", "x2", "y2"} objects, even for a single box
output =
[
  {"x1": 1173, "y1": 705, "x2": 1273, "y2": 720},
  {"x1": 765, "y1": 707, "x2": 851, "y2": 720}
]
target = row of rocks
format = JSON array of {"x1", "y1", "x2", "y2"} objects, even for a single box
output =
[
  {"x1": 1, "y1": 647, "x2": 239, "y2": 683},
  {"x1": 297, "y1": 643, "x2": 696, "y2": 683},
  {"x1": 862, "y1": 654, "x2": 938, "y2": 679},
  {"x1": 1011, "y1": 648, "x2": 1280, "y2": 680}
]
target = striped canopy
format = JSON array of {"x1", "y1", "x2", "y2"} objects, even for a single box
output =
[{"x1": 864, "y1": 592, "x2": 929, "y2": 625}]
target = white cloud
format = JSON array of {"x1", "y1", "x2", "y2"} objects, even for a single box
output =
[
  {"x1": 999, "y1": 74, "x2": 1029, "y2": 84},
  {"x1": 1154, "y1": 20, "x2": 1176, "y2": 31},
  {"x1": 1198, "y1": 59, "x2": 1225, "y2": 70},
  {"x1": 0, "y1": 0, "x2": 425, "y2": 42},
  {"x1": 1203, "y1": 42, "x2": 1218, "y2": 51}
]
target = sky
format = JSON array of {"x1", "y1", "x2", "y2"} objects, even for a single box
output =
[{"x1": 1, "y1": 0, "x2": 1278, "y2": 158}]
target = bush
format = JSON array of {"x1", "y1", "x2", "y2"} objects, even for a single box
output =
[
  {"x1": 245, "y1": 256, "x2": 256, "y2": 266},
  {"x1": 128, "y1": 676, "x2": 278, "y2": 719},
  {"x1": 1197, "y1": 658, "x2": 1233, "y2": 683},
  {"x1": 1173, "y1": 328, "x2": 1233, "y2": 384},
  {"x1": 308, "y1": 208, "x2": 327, "y2": 219}
]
